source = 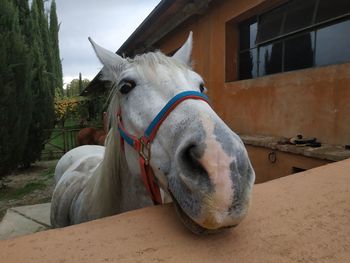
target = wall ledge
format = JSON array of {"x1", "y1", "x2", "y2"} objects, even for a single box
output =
[
  {"x1": 1, "y1": 159, "x2": 349, "y2": 262},
  {"x1": 240, "y1": 134, "x2": 350, "y2": 162}
]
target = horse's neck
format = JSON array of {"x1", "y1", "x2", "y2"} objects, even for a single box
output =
[{"x1": 84, "y1": 128, "x2": 152, "y2": 219}]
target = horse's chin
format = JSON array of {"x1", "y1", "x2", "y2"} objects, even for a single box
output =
[{"x1": 168, "y1": 190, "x2": 236, "y2": 235}]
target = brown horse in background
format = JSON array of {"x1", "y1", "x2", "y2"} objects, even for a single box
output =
[{"x1": 77, "y1": 127, "x2": 106, "y2": 146}]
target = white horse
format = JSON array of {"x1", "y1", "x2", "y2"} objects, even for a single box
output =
[{"x1": 51, "y1": 32, "x2": 255, "y2": 234}]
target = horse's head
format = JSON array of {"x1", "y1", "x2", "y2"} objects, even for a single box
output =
[{"x1": 89, "y1": 33, "x2": 255, "y2": 234}]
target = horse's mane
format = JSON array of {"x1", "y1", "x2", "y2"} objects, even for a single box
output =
[
  {"x1": 83, "y1": 88, "x2": 125, "y2": 214},
  {"x1": 99, "y1": 85, "x2": 124, "y2": 204}
]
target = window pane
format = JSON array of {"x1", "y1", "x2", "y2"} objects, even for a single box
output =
[
  {"x1": 316, "y1": 0, "x2": 350, "y2": 23},
  {"x1": 239, "y1": 17, "x2": 257, "y2": 50},
  {"x1": 258, "y1": 42, "x2": 282, "y2": 76},
  {"x1": 283, "y1": 0, "x2": 317, "y2": 34},
  {"x1": 315, "y1": 20, "x2": 350, "y2": 66},
  {"x1": 284, "y1": 32, "x2": 315, "y2": 72},
  {"x1": 239, "y1": 48, "x2": 258, "y2": 80},
  {"x1": 257, "y1": 7, "x2": 284, "y2": 43}
]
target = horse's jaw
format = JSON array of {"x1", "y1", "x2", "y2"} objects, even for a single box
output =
[{"x1": 168, "y1": 189, "x2": 238, "y2": 235}]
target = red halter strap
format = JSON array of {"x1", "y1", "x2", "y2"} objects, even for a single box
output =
[{"x1": 117, "y1": 91, "x2": 210, "y2": 205}]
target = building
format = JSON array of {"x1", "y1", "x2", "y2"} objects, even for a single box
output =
[{"x1": 86, "y1": 0, "x2": 350, "y2": 182}]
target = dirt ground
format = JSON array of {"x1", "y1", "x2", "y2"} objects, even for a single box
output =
[{"x1": 0, "y1": 160, "x2": 57, "y2": 221}]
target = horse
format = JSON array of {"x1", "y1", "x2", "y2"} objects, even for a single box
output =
[
  {"x1": 77, "y1": 127, "x2": 106, "y2": 146},
  {"x1": 51, "y1": 32, "x2": 255, "y2": 234}
]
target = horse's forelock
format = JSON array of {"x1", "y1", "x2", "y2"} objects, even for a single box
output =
[
  {"x1": 130, "y1": 52, "x2": 192, "y2": 90},
  {"x1": 101, "y1": 51, "x2": 188, "y2": 85},
  {"x1": 130, "y1": 51, "x2": 189, "y2": 70}
]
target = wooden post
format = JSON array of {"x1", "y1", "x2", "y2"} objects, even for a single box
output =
[{"x1": 62, "y1": 129, "x2": 67, "y2": 153}]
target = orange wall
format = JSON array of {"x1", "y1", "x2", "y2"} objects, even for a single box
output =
[
  {"x1": 246, "y1": 145, "x2": 330, "y2": 183},
  {"x1": 157, "y1": 0, "x2": 350, "y2": 146}
]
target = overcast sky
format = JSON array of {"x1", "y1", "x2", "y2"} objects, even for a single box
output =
[{"x1": 54, "y1": 0, "x2": 161, "y2": 87}]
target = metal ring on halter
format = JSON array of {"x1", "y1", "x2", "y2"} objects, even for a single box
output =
[{"x1": 139, "y1": 138, "x2": 151, "y2": 165}]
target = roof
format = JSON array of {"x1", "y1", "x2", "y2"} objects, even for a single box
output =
[{"x1": 81, "y1": 0, "x2": 214, "y2": 96}]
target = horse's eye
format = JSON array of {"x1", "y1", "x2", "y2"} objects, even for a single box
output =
[
  {"x1": 119, "y1": 80, "x2": 136, "y2": 94},
  {"x1": 199, "y1": 83, "x2": 205, "y2": 93}
]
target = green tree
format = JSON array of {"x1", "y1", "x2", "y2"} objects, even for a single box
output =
[
  {"x1": 16, "y1": 0, "x2": 31, "y2": 40},
  {"x1": 21, "y1": 0, "x2": 54, "y2": 167},
  {"x1": 49, "y1": 0, "x2": 63, "y2": 97},
  {"x1": 36, "y1": 0, "x2": 55, "y2": 123},
  {"x1": 15, "y1": 0, "x2": 34, "y2": 165},
  {"x1": 66, "y1": 77, "x2": 90, "y2": 97},
  {"x1": 0, "y1": 0, "x2": 32, "y2": 175}
]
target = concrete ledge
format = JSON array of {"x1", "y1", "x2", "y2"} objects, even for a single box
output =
[
  {"x1": 241, "y1": 134, "x2": 350, "y2": 161},
  {"x1": 0, "y1": 160, "x2": 349, "y2": 262}
]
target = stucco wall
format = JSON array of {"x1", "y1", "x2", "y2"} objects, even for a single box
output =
[
  {"x1": 1, "y1": 159, "x2": 349, "y2": 262},
  {"x1": 246, "y1": 145, "x2": 330, "y2": 183},
  {"x1": 157, "y1": 0, "x2": 350, "y2": 146}
]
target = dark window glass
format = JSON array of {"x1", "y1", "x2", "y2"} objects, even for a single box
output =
[
  {"x1": 239, "y1": 48, "x2": 258, "y2": 80},
  {"x1": 237, "y1": 0, "x2": 350, "y2": 81},
  {"x1": 283, "y1": 0, "x2": 317, "y2": 34},
  {"x1": 239, "y1": 17, "x2": 257, "y2": 50},
  {"x1": 257, "y1": 8, "x2": 284, "y2": 43},
  {"x1": 315, "y1": 20, "x2": 350, "y2": 66},
  {"x1": 316, "y1": 0, "x2": 350, "y2": 23},
  {"x1": 258, "y1": 42, "x2": 282, "y2": 76},
  {"x1": 284, "y1": 32, "x2": 315, "y2": 71}
]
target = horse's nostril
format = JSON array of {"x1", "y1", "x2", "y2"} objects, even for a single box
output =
[
  {"x1": 181, "y1": 144, "x2": 206, "y2": 175},
  {"x1": 176, "y1": 142, "x2": 212, "y2": 191},
  {"x1": 185, "y1": 144, "x2": 197, "y2": 159}
]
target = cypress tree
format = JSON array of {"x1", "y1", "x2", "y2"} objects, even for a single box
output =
[
  {"x1": 0, "y1": 0, "x2": 32, "y2": 175},
  {"x1": 16, "y1": 0, "x2": 34, "y2": 166},
  {"x1": 79, "y1": 72, "x2": 82, "y2": 94},
  {"x1": 17, "y1": 0, "x2": 31, "y2": 39},
  {"x1": 21, "y1": 0, "x2": 53, "y2": 166},
  {"x1": 49, "y1": 0, "x2": 63, "y2": 97},
  {"x1": 36, "y1": 0, "x2": 55, "y2": 127}
]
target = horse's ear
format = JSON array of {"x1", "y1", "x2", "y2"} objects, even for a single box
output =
[
  {"x1": 172, "y1": 31, "x2": 193, "y2": 66},
  {"x1": 88, "y1": 37, "x2": 125, "y2": 76}
]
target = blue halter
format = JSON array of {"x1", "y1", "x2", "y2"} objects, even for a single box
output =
[
  {"x1": 118, "y1": 90, "x2": 209, "y2": 149},
  {"x1": 117, "y1": 90, "x2": 210, "y2": 204}
]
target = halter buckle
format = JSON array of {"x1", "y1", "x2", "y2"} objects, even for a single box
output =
[{"x1": 139, "y1": 138, "x2": 151, "y2": 165}]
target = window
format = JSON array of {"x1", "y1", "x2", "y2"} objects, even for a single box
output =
[
  {"x1": 283, "y1": 0, "x2": 316, "y2": 34},
  {"x1": 237, "y1": 0, "x2": 350, "y2": 80},
  {"x1": 257, "y1": 8, "x2": 284, "y2": 43},
  {"x1": 284, "y1": 32, "x2": 314, "y2": 71},
  {"x1": 258, "y1": 42, "x2": 282, "y2": 75},
  {"x1": 238, "y1": 18, "x2": 258, "y2": 79},
  {"x1": 316, "y1": 0, "x2": 350, "y2": 23},
  {"x1": 315, "y1": 20, "x2": 350, "y2": 66},
  {"x1": 239, "y1": 49, "x2": 258, "y2": 79},
  {"x1": 239, "y1": 17, "x2": 257, "y2": 50}
]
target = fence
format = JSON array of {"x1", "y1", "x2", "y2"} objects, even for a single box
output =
[{"x1": 41, "y1": 128, "x2": 80, "y2": 160}]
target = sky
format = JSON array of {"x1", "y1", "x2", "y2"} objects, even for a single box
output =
[{"x1": 54, "y1": 0, "x2": 161, "y2": 87}]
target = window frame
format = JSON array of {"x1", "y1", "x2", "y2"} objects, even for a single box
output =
[{"x1": 237, "y1": 0, "x2": 350, "y2": 80}]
